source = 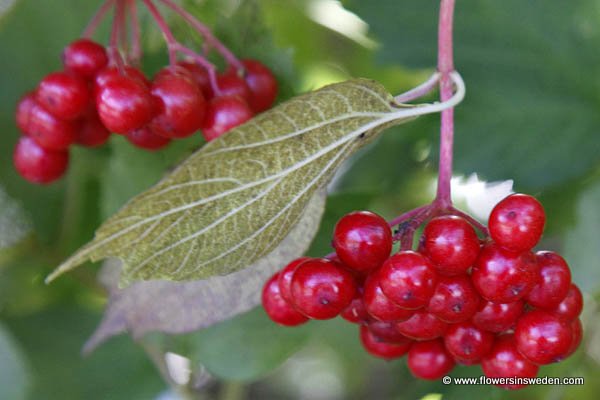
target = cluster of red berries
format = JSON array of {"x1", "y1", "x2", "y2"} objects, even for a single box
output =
[
  {"x1": 13, "y1": 38, "x2": 277, "y2": 184},
  {"x1": 262, "y1": 194, "x2": 583, "y2": 389}
]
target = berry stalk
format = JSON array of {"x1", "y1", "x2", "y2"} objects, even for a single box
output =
[{"x1": 82, "y1": 0, "x2": 116, "y2": 38}]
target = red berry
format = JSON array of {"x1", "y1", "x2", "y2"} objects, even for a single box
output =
[
  {"x1": 290, "y1": 258, "x2": 357, "y2": 320},
  {"x1": 25, "y1": 100, "x2": 78, "y2": 150},
  {"x1": 423, "y1": 215, "x2": 480, "y2": 276},
  {"x1": 96, "y1": 74, "x2": 154, "y2": 134},
  {"x1": 341, "y1": 293, "x2": 369, "y2": 324},
  {"x1": 77, "y1": 111, "x2": 111, "y2": 147},
  {"x1": 215, "y1": 72, "x2": 251, "y2": 102},
  {"x1": 201, "y1": 96, "x2": 253, "y2": 141},
  {"x1": 514, "y1": 309, "x2": 573, "y2": 364},
  {"x1": 278, "y1": 257, "x2": 311, "y2": 304},
  {"x1": 13, "y1": 136, "x2": 69, "y2": 184},
  {"x1": 472, "y1": 299, "x2": 524, "y2": 333},
  {"x1": 149, "y1": 67, "x2": 207, "y2": 138},
  {"x1": 396, "y1": 310, "x2": 448, "y2": 340},
  {"x1": 360, "y1": 325, "x2": 412, "y2": 360},
  {"x1": 62, "y1": 39, "x2": 108, "y2": 78},
  {"x1": 564, "y1": 318, "x2": 582, "y2": 358},
  {"x1": 15, "y1": 92, "x2": 36, "y2": 133},
  {"x1": 126, "y1": 126, "x2": 170, "y2": 151},
  {"x1": 481, "y1": 335, "x2": 539, "y2": 389},
  {"x1": 363, "y1": 271, "x2": 414, "y2": 322},
  {"x1": 427, "y1": 275, "x2": 480, "y2": 323},
  {"x1": 443, "y1": 322, "x2": 494, "y2": 365},
  {"x1": 237, "y1": 59, "x2": 278, "y2": 112},
  {"x1": 177, "y1": 61, "x2": 212, "y2": 98},
  {"x1": 36, "y1": 72, "x2": 90, "y2": 120},
  {"x1": 379, "y1": 251, "x2": 437, "y2": 309},
  {"x1": 365, "y1": 320, "x2": 407, "y2": 343},
  {"x1": 333, "y1": 211, "x2": 392, "y2": 272},
  {"x1": 551, "y1": 284, "x2": 583, "y2": 321},
  {"x1": 95, "y1": 66, "x2": 151, "y2": 90},
  {"x1": 489, "y1": 193, "x2": 545, "y2": 252},
  {"x1": 526, "y1": 251, "x2": 571, "y2": 309},
  {"x1": 407, "y1": 339, "x2": 455, "y2": 380},
  {"x1": 262, "y1": 273, "x2": 308, "y2": 326},
  {"x1": 472, "y1": 243, "x2": 538, "y2": 303}
]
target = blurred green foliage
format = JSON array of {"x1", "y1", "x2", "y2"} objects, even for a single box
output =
[{"x1": 0, "y1": 0, "x2": 599, "y2": 399}]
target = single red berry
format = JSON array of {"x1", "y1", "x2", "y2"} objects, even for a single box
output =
[
  {"x1": 443, "y1": 322, "x2": 494, "y2": 365},
  {"x1": 25, "y1": 101, "x2": 77, "y2": 150},
  {"x1": 262, "y1": 272, "x2": 309, "y2": 326},
  {"x1": 95, "y1": 66, "x2": 151, "y2": 90},
  {"x1": 514, "y1": 309, "x2": 573, "y2": 364},
  {"x1": 472, "y1": 243, "x2": 538, "y2": 303},
  {"x1": 149, "y1": 67, "x2": 207, "y2": 138},
  {"x1": 36, "y1": 72, "x2": 90, "y2": 120},
  {"x1": 234, "y1": 59, "x2": 278, "y2": 112},
  {"x1": 360, "y1": 325, "x2": 412, "y2": 360},
  {"x1": 427, "y1": 275, "x2": 480, "y2": 323},
  {"x1": 278, "y1": 257, "x2": 311, "y2": 304},
  {"x1": 365, "y1": 320, "x2": 408, "y2": 343},
  {"x1": 407, "y1": 339, "x2": 455, "y2": 380},
  {"x1": 202, "y1": 96, "x2": 253, "y2": 141},
  {"x1": 363, "y1": 271, "x2": 414, "y2": 322},
  {"x1": 290, "y1": 258, "x2": 357, "y2": 320},
  {"x1": 96, "y1": 74, "x2": 154, "y2": 134},
  {"x1": 396, "y1": 310, "x2": 448, "y2": 341},
  {"x1": 551, "y1": 284, "x2": 583, "y2": 321},
  {"x1": 481, "y1": 335, "x2": 539, "y2": 389},
  {"x1": 177, "y1": 61, "x2": 212, "y2": 98},
  {"x1": 472, "y1": 299, "x2": 524, "y2": 333},
  {"x1": 341, "y1": 293, "x2": 369, "y2": 324},
  {"x1": 423, "y1": 215, "x2": 480, "y2": 276},
  {"x1": 215, "y1": 72, "x2": 251, "y2": 103},
  {"x1": 77, "y1": 111, "x2": 111, "y2": 147},
  {"x1": 332, "y1": 211, "x2": 392, "y2": 272},
  {"x1": 526, "y1": 251, "x2": 571, "y2": 309},
  {"x1": 489, "y1": 193, "x2": 545, "y2": 252},
  {"x1": 379, "y1": 251, "x2": 437, "y2": 309},
  {"x1": 126, "y1": 126, "x2": 170, "y2": 151},
  {"x1": 564, "y1": 318, "x2": 582, "y2": 358},
  {"x1": 62, "y1": 38, "x2": 108, "y2": 78},
  {"x1": 13, "y1": 136, "x2": 69, "y2": 184},
  {"x1": 15, "y1": 92, "x2": 36, "y2": 133}
]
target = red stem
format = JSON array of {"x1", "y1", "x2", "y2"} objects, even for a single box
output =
[
  {"x1": 82, "y1": 0, "x2": 116, "y2": 38},
  {"x1": 142, "y1": 0, "x2": 177, "y2": 66},
  {"x1": 118, "y1": 0, "x2": 128, "y2": 56},
  {"x1": 157, "y1": 0, "x2": 244, "y2": 70},
  {"x1": 434, "y1": 0, "x2": 456, "y2": 209},
  {"x1": 108, "y1": 0, "x2": 125, "y2": 69},
  {"x1": 128, "y1": 0, "x2": 142, "y2": 64}
]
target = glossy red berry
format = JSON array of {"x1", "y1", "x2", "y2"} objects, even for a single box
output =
[
  {"x1": 341, "y1": 293, "x2": 369, "y2": 324},
  {"x1": 25, "y1": 101, "x2": 77, "y2": 150},
  {"x1": 489, "y1": 193, "x2": 545, "y2": 252},
  {"x1": 36, "y1": 72, "x2": 90, "y2": 120},
  {"x1": 396, "y1": 310, "x2": 448, "y2": 340},
  {"x1": 379, "y1": 251, "x2": 437, "y2": 309},
  {"x1": 427, "y1": 275, "x2": 480, "y2": 323},
  {"x1": 95, "y1": 66, "x2": 150, "y2": 90},
  {"x1": 363, "y1": 272, "x2": 414, "y2": 322},
  {"x1": 360, "y1": 325, "x2": 412, "y2": 360},
  {"x1": 565, "y1": 318, "x2": 582, "y2": 358},
  {"x1": 423, "y1": 215, "x2": 480, "y2": 275},
  {"x1": 215, "y1": 72, "x2": 251, "y2": 102},
  {"x1": 481, "y1": 335, "x2": 539, "y2": 389},
  {"x1": 13, "y1": 136, "x2": 69, "y2": 184},
  {"x1": 202, "y1": 96, "x2": 253, "y2": 141},
  {"x1": 149, "y1": 68, "x2": 206, "y2": 138},
  {"x1": 290, "y1": 258, "x2": 357, "y2": 320},
  {"x1": 238, "y1": 59, "x2": 278, "y2": 112},
  {"x1": 514, "y1": 309, "x2": 573, "y2": 364},
  {"x1": 472, "y1": 243, "x2": 538, "y2": 303},
  {"x1": 278, "y1": 257, "x2": 311, "y2": 304},
  {"x1": 177, "y1": 61, "x2": 212, "y2": 98},
  {"x1": 62, "y1": 39, "x2": 108, "y2": 78},
  {"x1": 126, "y1": 126, "x2": 170, "y2": 151},
  {"x1": 526, "y1": 251, "x2": 571, "y2": 309},
  {"x1": 365, "y1": 320, "x2": 407, "y2": 343},
  {"x1": 96, "y1": 74, "x2": 154, "y2": 134},
  {"x1": 407, "y1": 339, "x2": 455, "y2": 380},
  {"x1": 333, "y1": 211, "x2": 392, "y2": 272},
  {"x1": 262, "y1": 272, "x2": 308, "y2": 326},
  {"x1": 472, "y1": 299, "x2": 524, "y2": 333},
  {"x1": 551, "y1": 284, "x2": 583, "y2": 321},
  {"x1": 15, "y1": 92, "x2": 36, "y2": 133},
  {"x1": 443, "y1": 322, "x2": 494, "y2": 365},
  {"x1": 77, "y1": 111, "x2": 111, "y2": 147}
]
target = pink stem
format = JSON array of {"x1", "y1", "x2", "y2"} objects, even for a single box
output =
[
  {"x1": 142, "y1": 0, "x2": 177, "y2": 66},
  {"x1": 448, "y1": 207, "x2": 489, "y2": 235},
  {"x1": 82, "y1": 0, "x2": 116, "y2": 38},
  {"x1": 173, "y1": 45, "x2": 220, "y2": 95},
  {"x1": 118, "y1": 0, "x2": 128, "y2": 56},
  {"x1": 108, "y1": 0, "x2": 125, "y2": 69},
  {"x1": 394, "y1": 73, "x2": 440, "y2": 103},
  {"x1": 157, "y1": 0, "x2": 244, "y2": 70},
  {"x1": 434, "y1": 0, "x2": 456, "y2": 209},
  {"x1": 128, "y1": 0, "x2": 142, "y2": 64},
  {"x1": 387, "y1": 204, "x2": 430, "y2": 227}
]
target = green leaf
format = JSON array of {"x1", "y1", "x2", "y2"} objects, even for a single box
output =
[
  {"x1": 188, "y1": 307, "x2": 309, "y2": 382},
  {"x1": 48, "y1": 79, "x2": 423, "y2": 286},
  {"x1": 0, "y1": 322, "x2": 30, "y2": 400}
]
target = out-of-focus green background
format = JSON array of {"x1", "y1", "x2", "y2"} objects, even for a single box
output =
[{"x1": 0, "y1": 0, "x2": 599, "y2": 399}]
